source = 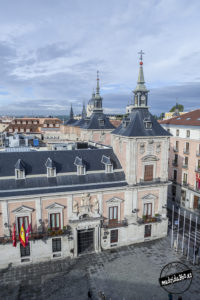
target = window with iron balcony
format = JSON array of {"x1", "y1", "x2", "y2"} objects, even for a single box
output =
[{"x1": 50, "y1": 213, "x2": 61, "y2": 230}]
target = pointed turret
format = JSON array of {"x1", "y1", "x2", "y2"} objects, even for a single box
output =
[
  {"x1": 93, "y1": 70, "x2": 103, "y2": 112},
  {"x1": 133, "y1": 50, "x2": 149, "y2": 108},
  {"x1": 82, "y1": 102, "x2": 86, "y2": 119},
  {"x1": 69, "y1": 104, "x2": 74, "y2": 119}
]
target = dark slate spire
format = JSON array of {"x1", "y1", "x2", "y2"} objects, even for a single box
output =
[
  {"x1": 82, "y1": 102, "x2": 87, "y2": 119},
  {"x1": 111, "y1": 52, "x2": 171, "y2": 138},
  {"x1": 70, "y1": 104, "x2": 74, "y2": 119},
  {"x1": 133, "y1": 50, "x2": 149, "y2": 108},
  {"x1": 93, "y1": 71, "x2": 103, "y2": 113},
  {"x1": 173, "y1": 102, "x2": 180, "y2": 117}
]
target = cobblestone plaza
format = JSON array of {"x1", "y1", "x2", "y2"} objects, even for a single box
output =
[{"x1": 0, "y1": 235, "x2": 200, "y2": 300}]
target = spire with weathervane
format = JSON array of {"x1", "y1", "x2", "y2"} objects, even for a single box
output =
[
  {"x1": 133, "y1": 50, "x2": 149, "y2": 108},
  {"x1": 93, "y1": 70, "x2": 103, "y2": 112}
]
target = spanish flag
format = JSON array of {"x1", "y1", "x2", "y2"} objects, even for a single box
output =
[{"x1": 19, "y1": 223, "x2": 26, "y2": 248}]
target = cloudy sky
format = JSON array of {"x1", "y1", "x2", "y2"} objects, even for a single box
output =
[{"x1": 0, "y1": 0, "x2": 200, "y2": 116}]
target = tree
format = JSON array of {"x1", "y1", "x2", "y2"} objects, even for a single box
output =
[{"x1": 169, "y1": 104, "x2": 184, "y2": 112}]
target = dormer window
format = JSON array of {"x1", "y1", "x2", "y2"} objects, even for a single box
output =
[
  {"x1": 45, "y1": 158, "x2": 56, "y2": 177},
  {"x1": 144, "y1": 120, "x2": 152, "y2": 129},
  {"x1": 101, "y1": 155, "x2": 113, "y2": 173},
  {"x1": 123, "y1": 118, "x2": 130, "y2": 128},
  {"x1": 99, "y1": 119, "x2": 105, "y2": 126},
  {"x1": 74, "y1": 156, "x2": 86, "y2": 175},
  {"x1": 15, "y1": 159, "x2": 25, "y2": 180}
]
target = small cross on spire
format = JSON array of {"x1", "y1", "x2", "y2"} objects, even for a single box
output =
[{"x1": 138, "y1": 50, "x2": 145, "y2": 65}]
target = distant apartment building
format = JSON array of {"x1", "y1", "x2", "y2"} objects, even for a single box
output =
[
  {"x1": 4, "y1": 117, "x2": 62, "y2": 138},
  {"x1": 160, "y1": 109, "x2": 200, "y2": 212}
]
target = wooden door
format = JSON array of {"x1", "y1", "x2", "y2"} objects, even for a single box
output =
[{"x1": 144, "y1": 165, "x2": 153, "y2": 181}]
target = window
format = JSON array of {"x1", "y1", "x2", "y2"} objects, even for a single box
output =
[
  {"x1": 175, "y1": 141, "x2": 179, "y2": 151},
  {"x1": 18, "y1": 216, "x2": 29, "y2": 233},
  {"x1": 50, "y1": 213, "x2": 60, "y2": 230},
  {"x1": 144, "y1": 165, "x2": 153, "y2": 181},
  {"x1": 183, "y1": 173, "x2": 188, "y2": 185},
  {"x1": 176, "y1": 129, "x2": 179, "y2": 136},
  {"x1": 181, "y1": 190, "x2": 186, "y2": 201},
  {"x1": 52, "y1": 238, "x2": 61, "y2": 252},
  {"x1": 77, "y1": 165, "x2": 85, "y2": 175},
  {"x1": 47, "y1": 167, "x2": 56, "y2": 177},
  {"x1": 172, "y1": 185, "x2": 176, "y2": 197},
  {"x1": 15, "y1": 169, "x2": 25, "y2": 179},
  {"x1": 109, "y1": 206, "x2": 118, "y2": 223},
  {"x1": 185, "y1": 142, "x2": 189, "y2": 153},
  {"x1": 143, "y1": 203, "x2": 152, "y2": 217},
  {"x1": 99, "y1": 119, "x2": 105, "y2": 126},
  {"x1": 173, "y1": 170, "x2": 177, "y2": 182},
  {"x1": 144, "y1": 121, "x2": 152, "y2": 129},
  {"x1": 186, "y1": 130, "x2": 190, "y2": 137},
  {"x1": 197, "y1": 159, "x2": 200, "y2": 170},
  {"x1": 174, "y1": 154, "x2": 178, "y2": 163},
  {"x1": 20, "y1": 243, "x2": 30, "y2": 257},
  {"x1": 184, "y1": 157, "x2": 188, "y2": 166},
  {"x1": 105, "y1": 164, "x2": 113, "y2": 173},
  {"x1": 110, "y1": 230, "x2": 118, "y2": 243},
  {"x1": 144, "y1": 225, "x2": 151, "y2": 237}
]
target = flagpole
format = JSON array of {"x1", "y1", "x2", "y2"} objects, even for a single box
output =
[
  {"x1": 182, "y1": 210, "x2": 186, "y2": 254},
  {"x1": 171, "y1": 204, "x2": 174, "y2": 248},
  {"x1": 193, "y1": 216, "x2": 198, "y2": 265},
  {"x1": 187, "y1": 213, "x2": 192, "y2": 260},
  {"x1": 176, "y1": 207, "x2": 180, "y2": 251}
]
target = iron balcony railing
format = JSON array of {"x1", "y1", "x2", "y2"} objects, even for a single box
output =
[
  {"x1": 195, "y1": 167, "x2": 200, "y2": 173},
  {"x1": 196, "y1": 151, "x2": 200, "y2": 157},
  {"x1": 102, "y1": 219, "x2": 128, "y2": 229},
  {"x1": 0, "y1": 228, "x2": 72, "y2": 245},
  {"x1": 137, "y1": 215, "x2": 162, "y2": 225},
  {"x1": 172, "y1": 160, "x2": 178, "y2": 167},
  {"x1": 139, "y1": 178, "x2": 161, "y2": 185},
  {"x1": 173, "y1": 147, "x2": 179, "y2": 152},
  {"x1": 182, "y1": 164, "x2": 188, "y2": 169},
  {"x1": 183, "y1": 149, "x2": 190, "y2": 154}
]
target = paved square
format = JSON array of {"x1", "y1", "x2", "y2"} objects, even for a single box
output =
[{"x1": 0, "y1": 235, "x2": 199, "y2": 299}]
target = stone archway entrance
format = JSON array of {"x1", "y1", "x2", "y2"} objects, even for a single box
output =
[{"x1": 78, "y1": 228, "x2": 94, "y2": 255}]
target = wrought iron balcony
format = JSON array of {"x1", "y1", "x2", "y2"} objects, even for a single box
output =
[
  {"x1": 102, "y1": 219, "x2": 128, "y2": 228},
  {"x1": 195, "y1": 168, "x2": 200, "y2": 173},
  {"x1": 182, "y1": 181, "x2": 188, "y2": 187},
  {"x1": 172, "y1": 160, "x2": 178, "y2": 167},
  {"x1": 182, "y1": 164, "x2": 188, "y2": 169},
  {"x1": 183, "y1": 149, "x2": 190, "y2": 154},
  {"x1": 173, "y1": 147, "x2": 179, "y2": 152},
  {"x1": 139, "y1": 178, "x2": 161, "y2": 185},
  {"x1": 196, "y1": 151, "x2": 200, "y2": 157},
  {"x1": 137, "y1": 215, "x2": 162, "y2": 225},
  {"x1": 0, "y1": 228, "x2": 72, "y2": 245}
]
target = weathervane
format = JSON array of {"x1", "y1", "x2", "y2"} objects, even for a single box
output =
[{"x1": 138, "y1": 50, "x2": 145, "y2": 65}]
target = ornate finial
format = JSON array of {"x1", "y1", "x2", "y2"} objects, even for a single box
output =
[
  {"x1": 138, "y1": 50, "x2": 145, "y2": 65},
  {"x1": 96, "y1": 70, "x2": 100, "y2": 95}
]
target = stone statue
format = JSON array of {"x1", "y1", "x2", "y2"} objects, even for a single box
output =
[
  {"x1": 94, "y1": 198, "x2": 99, "y2": 212},
  {"x1": 81, "y1": 193, "x2": 91, "y2": 206},
  {"x1": 73, "y1": 200, "x2": 79, "y2": 214}
]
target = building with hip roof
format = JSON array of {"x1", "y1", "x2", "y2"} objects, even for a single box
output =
[{"x1": 0, "y1": 54, "x2": 170, "y2": 268}]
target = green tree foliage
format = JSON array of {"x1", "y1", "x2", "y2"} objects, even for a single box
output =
[{"x1": 169, "y1": 104, "x2": 184, "y2": 112}]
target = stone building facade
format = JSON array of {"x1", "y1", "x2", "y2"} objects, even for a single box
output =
[
  {"x1": 0, "y1": 55, "x2": 170, "y2": 268},
  {"x1": 160, "y1": 110, "x2": 200, "y2": 212}
]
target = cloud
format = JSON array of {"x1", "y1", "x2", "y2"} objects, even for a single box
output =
[{"x1": 0, "y1": 0, "x2": 199, "y2": 115}]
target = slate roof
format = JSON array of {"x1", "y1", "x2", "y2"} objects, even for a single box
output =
[
  {"x1": 0, "y1": 148, "x2": 122, "y2": 177},
  {"x1": 160, "y1": 109, "x2": 200, "y2": 126},
  {"x1": 81, "y1": 112, "x2": 115, "y2": 130},
  {"x1": 0, "y1": 148, "x2": 126, "y2": 197},
  {"x1": 112, "y1": 108, "x2": 171, "y2": 137},
  {"x1": 64, "y1": 118, "x2": 77, "y2": 125},
  {"x1": 73, "y1": 118, "x2": 86, "y2": 127}
]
